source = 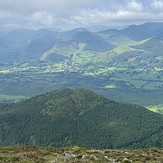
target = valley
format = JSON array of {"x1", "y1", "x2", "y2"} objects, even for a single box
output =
[{"x1": 0, "y1": 22, "x2": 163, "y2": 114}]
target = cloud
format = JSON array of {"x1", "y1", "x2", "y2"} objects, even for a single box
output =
[
  {"x1": 151, "y1": 0, "x2": 163, "y2": 10},
  {"x1": 69, "y1": 9, "x2": 148, "y2": 26},
  {"x1": 65, "y1": 0, "x2": 163, "y2": 27},
  {"x1": 1, "y1": 0, "x2": 163, "y2": 29},
  {"x1": 128, "y1": 0, "x2": 143, "y2": 11},
  {"x1": 0, "y1": 0, "x2": 94, "y2": 15},
  {"x1": 26, "y1": 11, "x2": 54, "y2": 26}
]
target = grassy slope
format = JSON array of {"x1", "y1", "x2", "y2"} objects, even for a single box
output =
[{"x1": 0, "y1": 146, "x2": 163, "y2": 163}]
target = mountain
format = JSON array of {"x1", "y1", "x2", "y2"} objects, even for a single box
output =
[
  {"x1": 20, "y1": 29, "x2": 59, "y2": 60},
  {"x1": 132, "y1": 32, "x2": 163, "y2": 52},
  {"x1": 0, "y1": 29, "x2": 61, "y2": 61},
  {"x1": 86, "y1": 24, "x2": 110, "y2": 32},
  {"x1": 0, "y1": 37, "x2": 13, "y2": 54},
  {"x1": 0, "y1": 88, "x2": 163, "y2": 148},
  {"x1": 18, "y1": 22, "x2": 163, "y2": 65},
  {"x1": 41, "y1": 29, "x2": 116, "y2": 63},
  {"x1": 97, "y1": 28, "x2": 119, "y2": 35},
  {"x1": 4, "y1": 29, "x2": 36, "y2": 47},
  {"x1": 121, "y1": 31, "x2": 163, "y2": 68},
  {"x1": 1, "y1": 22, "x2": 163, "y2": 64},
  {"x1": 121, "y1": 22, "x2": 163, "y2": 41},
  {"x1": 67, "y1": 30, "x2": 116, "y2": 51},
  {"x1": 97, "y1": 32, "x2": 135, "y2": 46},
  {"x1": 0, "y1": 36, "x2": 20, "y2": 62}
]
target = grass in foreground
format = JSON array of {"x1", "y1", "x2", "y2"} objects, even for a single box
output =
[{"x1": 0, "y1": 146, "x2": 163, "y2": 163}]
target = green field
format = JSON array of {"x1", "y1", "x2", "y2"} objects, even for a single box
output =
[
  {"x1": 0, "y1": 94, "x2": 27, "y2": 102},
  {"x1": 0, "y1": 62, "x2": 163, "y2": 115}
]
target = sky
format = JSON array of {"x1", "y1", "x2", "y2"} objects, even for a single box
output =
[{"x1": 1, "y1": 0, "x2": 163, "y2": 30}]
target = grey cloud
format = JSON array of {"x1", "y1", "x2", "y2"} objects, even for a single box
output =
[
  {"x1": 0, "y1": 0, "x2": 94, "y2": 15},
  {"x1": 151, "y1": 0, "x2": 163, "y2": 10},
  {"x1": 1, "y1": 0, "x2": 163, "y2": 29}
]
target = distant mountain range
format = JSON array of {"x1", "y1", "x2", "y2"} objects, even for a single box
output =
[
  {"x1": 1, "y1": 22, "x2": 163, "y2": 67},
  {"x1": 0, "y1": 88, "x2": 163, "y2": 148}
]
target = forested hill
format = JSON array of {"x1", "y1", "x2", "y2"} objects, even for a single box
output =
[{"x1": 0, "y1": 88, "x2": 163, "y2": 148}]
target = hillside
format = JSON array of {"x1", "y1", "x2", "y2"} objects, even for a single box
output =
[
  {"x1": 121, "y1": 22, "x2": 163, "y2": 41},
  {"x1": 41, "y1": 29, "x2": 116, "y2": 62},
  {"x1": 0, "y1": 88, "x2": 163, "y2": 148},
  {"x1": 0, "y1": 146, "x2": 163, "y2": 163},
  {"x1": 0, "y1": 22, "x2": 163, "y2": 115},
  {"x1": 132, "y1": 32, "x2": 163, "y2": 56}
]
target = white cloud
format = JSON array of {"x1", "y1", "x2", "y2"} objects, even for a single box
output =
[
  {"x1": 66, "y1": 5, "x2": 163, "y2": 27},
  {"x1": 0, "y1": 0, "x2": 94, "y2": 15},
  {"x1": 1, "y1": 0, "x2": 163, "y2": 29},
  {"x1": 26, "y1": 11, "x2": 54, "y2": 26},
  {"x1": 128, "y1": 0, "x2": 143, "y2": 11},
  {"x1": 151, "y1": 0, "x2": 163, "y2": 10}
]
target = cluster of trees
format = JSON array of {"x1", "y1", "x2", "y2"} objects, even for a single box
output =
[{"x1": 0, "y1": 88, "x2": 163, "y2": 148}]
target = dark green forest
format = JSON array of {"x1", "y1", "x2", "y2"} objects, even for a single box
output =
[{"x1": 0, "y1": 88, "x2": 163, "y2": 149}]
